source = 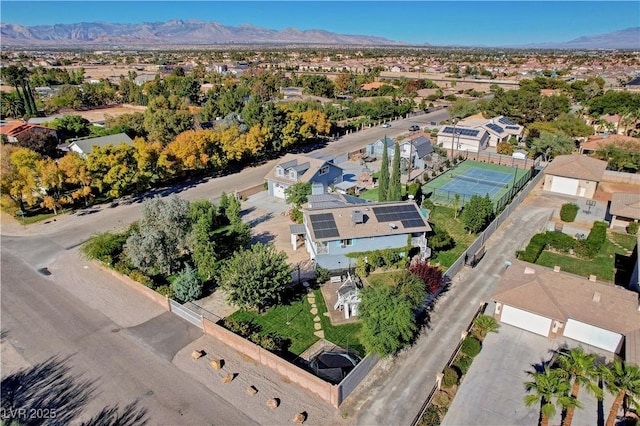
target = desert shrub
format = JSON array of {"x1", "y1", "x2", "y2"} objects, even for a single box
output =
[
  {"x1": 418, "y1": 405, "x2": 441, "y2": 426},
  {"x1": 223, "y1": 318, "x2": 259, "y2": 337},
  {"x1": 289, "y1": 207, "x2": 303, "y2": 224},
  {"x1": 155, "y1": 285, "x2": 174, "y2": 299},
  {"x1": 518, "y1": 232, "x2": 548, "y2": 262},
  {"x1": 460, "y1": 336, "x2": 482, "y2": 358},
  {"x1": 128, "y1": 270, "x2": 153, "y2": 288},
  {"x1": 628, "y1": 222, "x2": 639, "y2": 235},
  {"x1": 81, "y1": 231, "x2": 128, "y2": 264},
  {"x1": 253, "y1": 333, "x2": 284, "y2": 353},
  {"x1": 315, "y1": 265, "x2": 331, "y2": 283},
  {"x1": 560, "y1": 203, "x2": 579, "y2": 222},
  {"x1": 442, "y1": 366, "x2": 460, "y2": 388},
  {"x1": 546, "y1": 231, "x2": 576, "y2": 252},
  {"x1": 452, "y1": 354, "x2": 473, "y2": 376}
]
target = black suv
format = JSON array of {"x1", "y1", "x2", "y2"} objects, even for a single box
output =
[{"x1": 408, "y1": 125, "x2": 420, "y2": 131}]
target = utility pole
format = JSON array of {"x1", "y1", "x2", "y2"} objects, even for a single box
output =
[{"x1": 450, "y1": 116, "x2": 459, "y2": 159}]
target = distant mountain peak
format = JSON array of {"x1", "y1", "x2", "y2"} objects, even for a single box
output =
[{"x1": 0, "y1": 19, "x2": 404, "y2": 47}]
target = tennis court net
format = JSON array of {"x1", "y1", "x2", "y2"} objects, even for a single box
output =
[{"x1": 450, "y1": 173, "x2": 509, "y2": 188}]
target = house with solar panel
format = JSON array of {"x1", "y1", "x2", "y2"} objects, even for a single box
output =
[
  {"x1": 298, "y1": 200, "x2": 431, "y2": 270},
  {"x1": 456, "y1": 115, "x2": 524, "y2": 148},
  {"x1": 264, "y1": 153, "x2": 344, "y2": 199},
  {"x1": 436, "y1": 125, "x2": 490, "y2": 153}
]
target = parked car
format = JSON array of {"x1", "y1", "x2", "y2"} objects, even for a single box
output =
[
  {"x1": 409, "y1": 125, "x2": 420, "y2": 131},
  {"x1": 381, "y1": 122, "x2": 391, "y2": 128}
]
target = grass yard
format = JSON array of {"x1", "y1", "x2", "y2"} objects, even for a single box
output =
[
  {"x1": 365, "y1": 270, "x2": 405, "y2": 287},
  {"x1": 360, "y1": 188, "x2": 379, "y2": 201},
  {"x1": 227, "y1": 295, "x2": 318, "y2": 356},
  {"x1": 428, "y1": 205, "x2": 477, "y2": 268},
  {"x1": 536, "y1": 239, "x2": 630, "y2": 282},
  {"x1": 313, "y1": 289, "x2": 365, "y2": 356},
  {"x1": 608, "y1": 231, "x2": 638, "y2": 251}
]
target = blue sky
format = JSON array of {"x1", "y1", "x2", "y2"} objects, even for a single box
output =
[{"x1": 1, "y1": 1, "x2": 638, "y2": 46}]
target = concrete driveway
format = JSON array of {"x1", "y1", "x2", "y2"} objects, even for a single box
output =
[{"x1": 442, "y1": 323, "x2": 613, "y2": 426}]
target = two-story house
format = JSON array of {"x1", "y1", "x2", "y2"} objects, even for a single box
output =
[
  {"x1": 265, "y1": 153, "x2": 344, "y2": 199},
  {"x1": 365, "y1": 136, "x2": 394, "y2": 159},
  {"x1": 300, "y1": 200, "x2": 431, "y2": 270},
  {"x1": 400, "y1": 134, "x2": 435, "y2": 170},
  {"x1": 437, "y1": 125, "x2": 490, "y2": 153},
  {"x1": 457, "y1": 115, "x2": 524, "y2": 148}
]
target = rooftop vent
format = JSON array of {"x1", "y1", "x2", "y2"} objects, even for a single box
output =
[
  {"x1": 351, "y1": 210, "x2": 364, "y2": 224},
  {"x1": 389, "y1": 223, "x2": 398, "y2": 230}
]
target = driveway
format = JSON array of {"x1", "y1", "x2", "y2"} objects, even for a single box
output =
[{"x1": 442, "y1": 323, "x2": 614, "y2": 426}]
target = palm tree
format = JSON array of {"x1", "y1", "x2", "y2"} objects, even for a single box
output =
[
  {"x1": 555, "y1": 347, "x2": 603, "y2": 426},
  {"x1": 472, "y1": 314, "x2": 500, "y2": 340},
  {"x1": 524, "y1": 367, "x2": 580, "y2": 426},
  {"x1": 601, "y1": 360, "x2": 640, "y2": 426}
]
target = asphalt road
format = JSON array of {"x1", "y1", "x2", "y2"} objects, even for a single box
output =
[{"x1": 0, "y1": 248, "x2": 256, "y2": 425}]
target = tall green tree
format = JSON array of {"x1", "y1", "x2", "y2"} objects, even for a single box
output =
[
  {"x1": 530, "y1": 131, "x2": 575, "y2": 161},
  {"x1": 378, "y1": 138, "x2": 390, "y2": 202},
  {"x1": 459, "y1": 194, "x2": 494, "y2": 234},
  {"x1": 471, "y1": 315, "x2": 500, "y2": 341},
  {"x1": 601, "y1": 360, "x2": 640, "y2": 426},
  {"x1": 524, "y1": 367, "x2": 579, "y2": 426},
  {"x1": 358, "y1": 285, "x2": 416, "y2": 356},
  {"x1": 556, "y1": 347, "x2": 602, "y2": 426},
  {"x1": 388, "y1": 142, "x2": 402, "y2": 201},
  {"x1": 218, "y1": 243, "x2": 291, "y2": 312},
  {"x1": 124, "y1": 196, "x2": 191, "y2": 275},
  {"x1": 284, "y1": 182, "x2": 312, "y2": 207}
]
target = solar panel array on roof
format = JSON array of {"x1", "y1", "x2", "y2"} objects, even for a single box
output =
[
  {"x1": 372, "y1": 205, "x2": 426, "y2": 229},
  {"x1": 486, "y1": 123, "x2": 504, "y2": 134},
  {"x1": 498, "y1": 117, "x2": 517, "y2": 126},
  {"x1": 310, "y1": 213, "x2": 340, "y2": 239},
  {"x1": 506, "y1": 125, "x2": 520, "y2": 130},
  {"x1": 441, "y1": 127, "x2": 480, "y2": 137}
]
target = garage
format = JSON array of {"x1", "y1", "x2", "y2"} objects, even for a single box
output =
[
  {"x1": 273, "y1": 183, "x2": 287, "y2": 199},
  {"x1": 550, "y1": 176, "x2": 579, "y2": 196},
  {"x1": 500, "y1": 305, "x2": 552, "y2": 337},
  {"x1": 563, "y1": 319, "x2": 624, "y2": 353}
]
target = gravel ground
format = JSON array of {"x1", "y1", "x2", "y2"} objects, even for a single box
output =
[{"x1": 173, "y1": 335, "x2": 347, "y2": 426}]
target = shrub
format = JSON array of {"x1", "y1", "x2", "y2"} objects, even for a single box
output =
[
  {"x1": 574, "y1": 221, "x2": 607, "y2": 259},
  {"x1": 223, "y1": 318, "x2": 259, "y2": 336},
  {"x1": 171, "y1": 264, "x2": 203, "y2": 303},
  {"x1": 81, "y1": 231, "x2": 128, "y2": 264},
  {"x1": 628, "y1": 222, "x2": 639, "y2": 235},
  {"x1": 155, "y1": 285, "x2": 174, "y2": 299},
  {"x1": 128, "y1": 270, "x2": 154, "y2": 288},
  {"x1": 546, "y1": 231, "x2": 576, "y2": 252},
  {"x1": 289, "y1": 207, "x2": 303, "y2": 224},
  {"x1": 452, "y1": 354, "x2": 473, "y2": 376},
  {"x1": 560, "y1": 203, "x2": 579, "y2": 222},
  {"x1": 460, "y1": 336, "x2": 482, "y2": 358},
  {"x1": 418, "y1": 405, "x2": 441, "y2": 426},
  {"x1": 442, "y1": 366, "x2": 460, "y2": 388},
  {"x1": 422, "y1": 198, "x2": 435, "y2": 210},
  {"x1": 315, "y1": 265, "x2": 331, "y2": 283},
  {"x1": 518, "y1": 232, "x2": 548, "y2": 263},
  {"x1": 430, "y1": 226, "x2": 455, "y2": 251}
]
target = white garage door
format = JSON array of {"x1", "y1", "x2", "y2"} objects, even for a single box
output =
[
  {"x1": 550, "y1": 176, "x2": 579, "y2": 196},
  {"x1": 501, "y1": 305, "x2": 552, "y2": 337},
  {"x1": 563, "y1": 319, "x2": 623, "y2": 353},
  {"x1": 273, "y1": 183, "x2": 286, "y2": 199}
]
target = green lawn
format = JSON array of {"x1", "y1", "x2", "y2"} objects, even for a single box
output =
[
  {"x1": 427, "y1": 205, "x2": 476, "y2": 268},
  {"x1": 365, "y1": 270, "x2": 405, "y2": 287},
  {"x1": 227, "y1": 296, "x2": 319, "y2": 356},
  {"x1": 536, "y1": 239, "x2": 630, "y2": 282},
  {"x1": 360, "y1": 188, "x2": 379, "y2": 201},
  {"x1": 608, "y1": 231, "x2": 638, "y2": 251},
  {"x1": 313, "y1": 289, "x2": 365, "y2": 356}
]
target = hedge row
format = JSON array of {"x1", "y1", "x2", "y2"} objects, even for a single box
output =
[
  {"x1": 574, "y1": 221, "x2": 607, "y2": 259},
  {"x1": 517, "y1": 231, "x2": 578, "y2": 263}
]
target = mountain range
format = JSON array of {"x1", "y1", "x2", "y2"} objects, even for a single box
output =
[{"x1": 1, "y1": 20, "x2": 638, "y2": 49}]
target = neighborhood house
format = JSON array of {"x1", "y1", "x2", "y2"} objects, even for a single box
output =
[
  {"x1": 265, "y1": 153, "x2": 344, "y2": 199},
  {"x1": 542, "y1": 155, "x2": 607, "y2": 199}
]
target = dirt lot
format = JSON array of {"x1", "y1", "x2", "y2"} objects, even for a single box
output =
[{"x1": 59, "y1": 104, "x2": 147, "y2": 123}]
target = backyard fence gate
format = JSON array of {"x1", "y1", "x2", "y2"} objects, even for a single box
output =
[{"x1": 169, "y1": 299, "x2": 203, "y2": 329}]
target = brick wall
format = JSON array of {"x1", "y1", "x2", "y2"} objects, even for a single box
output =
[{"x1": 202, "y1": 318, "x2": 340, "y2": 407}]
